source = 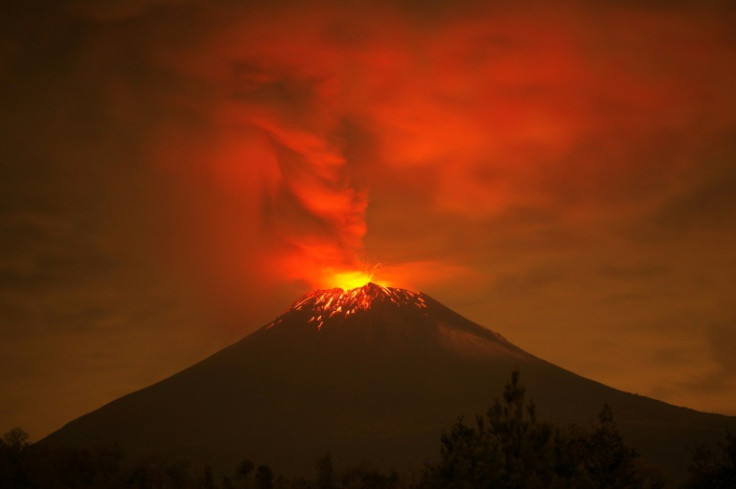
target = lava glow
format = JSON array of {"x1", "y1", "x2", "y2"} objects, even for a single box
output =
[
  {"x1": 329, "y1": 270, "x2": 383, "y2": 291},
  {"x1": 283, "y1": 282, "x2": 427, "y2": 330}
]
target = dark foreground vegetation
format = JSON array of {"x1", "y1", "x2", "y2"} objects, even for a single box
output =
[{"x1": 2, "y1": 372, "x2": 734, "y2": 489}]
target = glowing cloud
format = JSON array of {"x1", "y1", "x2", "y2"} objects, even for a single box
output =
[
  {"x1": 326, "y1": 270, "x2": 382, "y2": 291},
  {"x1": 144, "y1": 1, "x2": 736, "y2": 302}
]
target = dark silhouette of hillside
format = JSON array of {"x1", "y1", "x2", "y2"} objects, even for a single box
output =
[{"x1": 42, "y1": 284, "x2": 736, "y2": 480}]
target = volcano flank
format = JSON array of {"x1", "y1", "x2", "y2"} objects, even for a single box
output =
[{"x1": 44, "y1": 283, "x2": 736, "y2": 478}]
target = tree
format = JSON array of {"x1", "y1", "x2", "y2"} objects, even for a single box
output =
[
  {"x1": 581, "y1": 405, "x2": 639, "y2": 489},
  {"x1": 0, "y1": 428, "x2": 32, "y2": 489},
  {"x1": 2, "y1": 427, "x2": 29, "y2": 450},
  {"x1": 316, "y1": 454, "x2": 338, "y2": 489},
  {"x1": 422, "y1": 370, "x2": 561, "y2": 488},
  {"x1": 341, "y1": 464, "x2": 401, "y2": 489},
  {"x1": 683, "y1": 432, "x2": 736, "y2": 489},
  {"x1": 254, "y1": 464, "x2": 274, "y2": 489},
  {"x1": 201, "y1": 465, "x2": 216, "y2": 489},
  {"x1": 236, "y1": 458, "x2": 254, "y2": 489},
  {"x1": 421, "y1": 371, "x2": 650, "y2": 489}
]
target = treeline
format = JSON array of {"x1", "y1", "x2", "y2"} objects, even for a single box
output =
[{"x1": 2, "y1": 372, "x2": 734, "y2": 489}]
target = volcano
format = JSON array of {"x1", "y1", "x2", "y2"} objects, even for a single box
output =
[{"x1": 44, "y1": 283, "x2": 735, "y2": 478}]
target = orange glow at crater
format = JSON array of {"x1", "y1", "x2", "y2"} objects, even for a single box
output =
[
  {"x1": 274, "y1": 282, "x2": 427, "y2": 331},
  {"x1": 328, "y1": 270, "x2": 389, "y2": 291}
]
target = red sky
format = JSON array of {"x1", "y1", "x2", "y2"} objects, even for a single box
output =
[{"x1": 2, "y1": 0, "x2": 736, "y2": 439}]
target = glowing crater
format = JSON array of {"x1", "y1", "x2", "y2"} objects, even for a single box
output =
[
  {"x1": 288, "y1": 282, "x2": 427, "y2": 330},
  {"x1": 329, "y1": 271, "x2": 378, "y2": 291}
]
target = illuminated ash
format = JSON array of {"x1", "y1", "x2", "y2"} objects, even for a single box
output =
[{"x1": 278, "y1": 282, "x2": 428, "y2": 330}]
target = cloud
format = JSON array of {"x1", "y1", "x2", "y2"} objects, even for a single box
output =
[
  {"x1": 707, "y1": 318, "x2": 736, "y2": 382},
  {"x1": 114, "y1": 0, "x2": 736, "y2": 298}
]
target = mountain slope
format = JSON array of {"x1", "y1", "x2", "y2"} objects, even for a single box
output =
[{"x1": 43, "y1": 283, "x2": 735, "y2": 478}]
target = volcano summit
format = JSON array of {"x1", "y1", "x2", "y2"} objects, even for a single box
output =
[{"x1": 44, "y1": 283, "x2": 735, "y2": 478}]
